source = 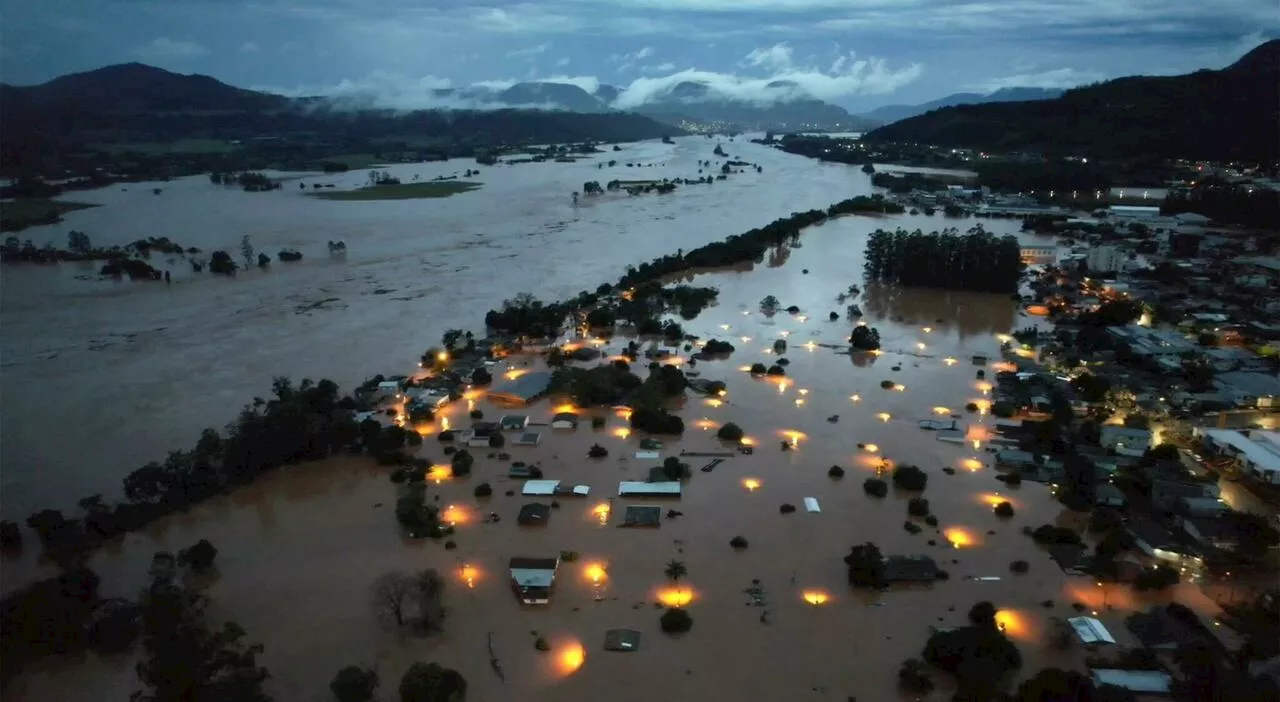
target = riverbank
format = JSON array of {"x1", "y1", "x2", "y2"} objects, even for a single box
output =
[{"x1": 1, "y1": 199, "x2": 99, "y2": 233}]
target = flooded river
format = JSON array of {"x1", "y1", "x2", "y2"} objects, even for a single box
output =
[{"x1": 3, "y1": 136, "x2": 1197, "y2": 702}]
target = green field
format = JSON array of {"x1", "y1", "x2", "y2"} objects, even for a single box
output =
[
  {"x1": 308, "y1": 181, "x2": 483, "y2": 201},
  {"x1": 0, "y1": 199, "x2": 99, "y2": 233},
  {"x1": 92, "y1": 139, "x2": 244, "y2": 155}
]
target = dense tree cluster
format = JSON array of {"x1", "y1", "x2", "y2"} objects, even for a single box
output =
[
  {"x1": 844, "y1": 542, "x2": 886, "y2": 588},
  {"x1": 19, "y1": 377, "x2": 399, "y2": 562},
  {"x1": 864, "y1": 227, "x2": 1023, "y2": 293},
  {"x1": 922, "y1": 601, "x2": 1023, "y2": 700},
  {"x1": 1162, "y1": 179, "x2": 1279, "y2": 229},
  {"x1": 0, "y1": 567, "x2": 106, "y2": 687}
]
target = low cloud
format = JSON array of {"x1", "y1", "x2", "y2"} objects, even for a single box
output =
[
  {"x1": 616, "y1": 46, "x2": 656, "y2": 72},
  {"x1": 131, "y1": 38, "x2": 208, "y2": 61},
  {"x1": 969, "y1": 67, "x2": 1106, "y2": 92},
  {"x1": 505, "y1": 42, "x2": 551, "y2": 60},
  {"x1": 614, "y1": 47, "x2": 922, "y2": 107},
  {"x1": 238, "y1": 42, "x2": 261, "y2": 55},
  {"x1": 259, "y1": 72, "x2": 476, "y2": 111}
]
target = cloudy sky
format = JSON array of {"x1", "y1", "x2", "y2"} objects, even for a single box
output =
[{"x1": 1, "y1": 0, "x2": 1274, "y2": 111}]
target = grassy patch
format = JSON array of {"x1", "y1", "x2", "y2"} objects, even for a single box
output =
[
  {"x1": 314, "y1": 153, "x2": 388, "y2": 169},
  {"x1": 1, "y1": 200, "x2": 99, "y2": 233},
  {"x1": 92, "y1": 139, "x2": 243, "y2": 155},
  {"x1": 309, "y1": 181, "x2": 482, "y2": 201}
]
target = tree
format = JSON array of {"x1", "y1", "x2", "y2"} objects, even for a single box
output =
[
  {"x1": 849, "y1": 325, "x2": 881, "y2": 350},
  {"x1": 416, "y1": 569, "x2": 446, "y2": 632},
  {"x1": 663, "y1": 559, "x2": 688, "y2": 583},
  {"x1": 907, "y1": 497, "x2": 930, "y2": 517},
  {"x1": 134, "y1": 583, "x2": 270, "y2": 702},
  {"x1": 898, "y1": 658, "x2": 934, "y2": 693},
  {"x1": 863, "y1": 478, "x2": 888, "y2": 497},
  {"x1": 399, "y1": 662, "x2": 467, "y2": 702},
  {"x1": 371, "y1": 572, "x2": 414, "y2": 627},
  {"x1": 716, "y1": 422, "x2": 744, "y2": 441},
  {"x1": 450, "y1": 449, "x2": 473, "y2": 477},
  {"x1": 240, "y1": 235, "x2": 254, "y2": 269},
  {"x1": 331, "y1": 665, "x2": 379, "y2": 702},
  {"x1": 67, "y1": 230, "x2": 91, "y2": 253},
  {"x1": 177, "y1": 539, "x2": 218, "y2": 570},
  {"x1": 892, "y1": 464, "x2": 928, "y2": 491},
  {"x1": 660, "y1": 607, "x2": 693, "y2": 633},
  {"x1": 1133, "y1": 565, "x2": 1179, "y2": 591},
  {"x1": 1061, "y1": 454, "x2": 1097, "y2": 510},
  {"x1": 844, "y1": 542, "x2": 885, "y2": 588}
]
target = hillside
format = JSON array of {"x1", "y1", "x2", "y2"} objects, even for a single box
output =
[
  {"x1": 862, "y1": 40, "x2": 1280, "y2": 161},
  {"x1": 0, "y1": 65, "x2": 683, "y2": 174},
  {"x1": 633, "y1": 80, "x2": 879, "y2": 131},
  {"x1": 861, "y1": 87, "x2": 1064, "y2": 124}
]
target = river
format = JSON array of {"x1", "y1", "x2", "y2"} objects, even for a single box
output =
[{"x1": 5, "y1": 136, "x2": 1212, "y2": 702}]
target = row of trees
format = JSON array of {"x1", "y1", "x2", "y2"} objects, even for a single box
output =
[
  {"x1": 1162, "y1": 179, "x2": 1279, "y2": 229},
  {"x1": 209, "y1": 171, "x2": 280, "y2": 192},
  {"x1": 17, "y1": 377, "x2": 377, "y2": 563},
  {"x1": 863, "y1": 226, "x2": 1024, "y2": 293},
  {"x1": 483, "y1": 193, "x2": 899, "y2": 338}
]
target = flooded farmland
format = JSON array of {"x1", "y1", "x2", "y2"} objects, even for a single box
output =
[{"x1": 2, "y1": 136, "x2": 1203, "y2": 702}]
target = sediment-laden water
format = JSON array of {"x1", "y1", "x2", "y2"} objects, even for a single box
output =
[{"x1": 5, "y1": 137, "x2": 1220, "y2": 702}]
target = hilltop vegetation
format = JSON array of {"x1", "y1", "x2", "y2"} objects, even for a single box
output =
[{"x1": 862, "y1": 40, "x2": 1280, "y2": 162}]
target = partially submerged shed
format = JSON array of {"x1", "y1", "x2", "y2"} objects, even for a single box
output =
[
  {"x1": 517, "y1": 503, "x2": 552, "y2": 526},
  {"x1": 603, "y1": 629, "x2": 642, "y2": 652},
  {"x1": 508, "y1": 557, "x2": 559, "y2": 605},
  {"x1": 883, "y1": 555, "x2": 938, "y2": 583},
  {"x1": 622, "y1": 505, "x2": 662, "y2": 527},
  {"x1": 618, "y1": 481, "x2": 682, "y2": 497}
]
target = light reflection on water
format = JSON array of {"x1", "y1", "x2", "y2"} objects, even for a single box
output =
[{"x1": 0, "y1": 135, "x2": 1085, "y2": 702}]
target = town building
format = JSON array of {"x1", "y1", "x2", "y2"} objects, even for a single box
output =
[
  {"x1": 1194, "y1": 428, "x2": 1280, "y2": 484},
  {"x1": 1099, "y1": 426, "x2": 1152, "y2": 456},
  {"x1": 1086, "y1": 245, "x2": 1128, "y2": 273},
  {"x1": 508, "y1": 557, "x2": 560, "y2": 605}
]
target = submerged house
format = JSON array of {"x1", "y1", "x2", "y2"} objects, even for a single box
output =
[
  {"x1": 508, "y1": 557, "x2": 560, "y2": 605},
  {"x1": 488, "y1": 371, "x2": 553, "y2": 405},
  {"x1": 883, "y1": 555, "x2": 939, "y2": 583}
]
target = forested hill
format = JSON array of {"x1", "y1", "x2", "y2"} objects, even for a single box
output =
[
  {"x1": 861, "y1": 40, "x2": 1280, "y2": 163},
  {"x1": 0, "y1": 64, "x2": 682, "y2": 174}
]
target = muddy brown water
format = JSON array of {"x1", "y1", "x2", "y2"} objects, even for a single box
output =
[{"x1": 4, "y1": 137, "x2": 1217, "y2": 701}]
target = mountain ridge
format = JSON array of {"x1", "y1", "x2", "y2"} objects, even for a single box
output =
[
  {"x1": 861, "y1": 87, "x2": 1065, "y2": 124},
  {"x1": 861, "y1": 40, "x2": 1280, "y2": 162}
]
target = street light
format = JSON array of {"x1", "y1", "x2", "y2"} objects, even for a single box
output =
[{"x1": 1096, "y1": 581, "x2": 1109, "y2": 609}]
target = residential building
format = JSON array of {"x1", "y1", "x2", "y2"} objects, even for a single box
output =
[
  {"x1": 487, "y1": 371, "x2": 553, "y2": 405},
  {"x1": 1194, "y1": 428, "x2": 1280, "y2": 484},
  {"x1": 1106, "y1": 326, "x2": 1196, "y2": 359},
  {"x1": 618, "y1": 481, "x2": 682, "y2": 497},
  {"x1": 508, "y1": 557, "x2": 560, "y2": 604},
  {"x1": 1067, "y1": 616, "x2": 1117, "y2": 646},
  {"x1": 1212, "y1": 372, "x2": 1280, "y2": 409},
  {"x1": 517, "y1": 503, "x2": 552, "y2": 526},
  {"x1": 1178, "y1": 516, "x2": 1242, "y2": 551},
  {"x1": 1151, "y1": 477, "x2": 1220, "y2": 512},
  {"x1": 883, "y1": 555, "x2": 939, "y2": 582},
  {"x1": 1089, "y1": 669, "x2": 1173, "y2": 695},
  {"x1": 1108, "y1": 205, "x2": 1162, "y2": 220},
  {"x1": 1100, "y1": 426, "x2": 1152, "y2": 456},
  {"x1": 1126, "y1": 519, "x2": 1194, "y2": 563},
  {"x1": 1086, "y1": 245, "x2": 1127, "y2": 273}
]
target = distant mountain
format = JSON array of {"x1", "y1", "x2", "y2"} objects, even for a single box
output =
[
  {"x1": 495, "y1": 82, "x2": 609, "y2": 113},
  {"x1": 861, "y1": 87, "x2": 1065, "y2": 124},
  {"x1": 628, "y1": 80, "x2": 879, "y2": 131},
  {"x1": 0, "y1": 64, "x2": 683, "y2": 172},
  {"x1": 862, "y1": 40, "x2": 1280, "y2": 162}
]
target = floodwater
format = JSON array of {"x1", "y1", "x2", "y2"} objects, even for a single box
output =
[{"x1": 2, "y1": 136, "x2": 1210, "y2": 702}]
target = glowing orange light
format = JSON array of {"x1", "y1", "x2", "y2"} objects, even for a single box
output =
[
  {"x1": 592, "y1": 503, "x2": 611, "y2": 525},
  {"x1": 797, "y1": 315, "x2": 808, "y2": 323},
  {"x1": 943, "y1": 357, "x2": 958, "y2": 366},
  {"x1": 877, "y1": 412, "x2": 891, "y2": 422},
  {"x1": 442, "y1": 504, "x2": 468, "y2": 525},
  {"x1": 739, "y1": 436, "x2": 756, "y2": 446},
  {"x1": 977, "y1": 493, "x2": 1007, "y2": 507},
  {"x1": 615, "y1": 408, "x2": 633, "y2": 420},
  {"x1": 780, "y1": 430, "x2": 806, "y2": 445},
  {"x1": 742, "y1": 478, "x2": 761, "y2": 491},
  {"x1": 850, "y1": 394, "x2": 862, "y2": 402},
  {"x1": 704, "y1": 398, "x2": 724, "y2": 410},
  {"x1": 467, "y1": 399, "x2": 475, "y2": 411},
  {"x1": 614, "y1": 427, "x2": 631, "y2": 439},
  {"x1": 696, "y1": 418, "x2": 718, "y2": 430},
  {"x1": 804, "y1": 341, "x2": 817, "y2": 351},
  {"x1": 779, "y1": 330, "x2": 790, "y2": 337},
  {"x1": 719, "y1": 324, "x2": 730, "y2": 331},
  {"x1": 798, "y1": 388, "x2": 809, "y2": 395},
  {"x1": 585, "y1": 563, "x2": 607, "y2": 583},
  {"x1": 553, "y1": 403, "x2": 579, "y2": 415},
  {"x1": 916, "y1": 342, "x2": 926, "y2": 350},
  {"x1": 963, "y1": 458, "x2": 984, "y2": 471},
  {"x1": 717, "y1": 389, "x2": 727, "y2": 397},
  {"x1": 864, "y1": 444, "x2": 880, "y2": 453},
  {"x1": 977, "y1": 382, "x2": 993, "y2": 394},
  {"x1": 459, "y1": 563, "x2": 478, "y2": 588},
  {"x1": 558, "y1": 641, "x2": 586, "y2": 675},
  {"x1": 856, "y1": 320, "x2": 867, "y2": 327},
  {"x1": 944, "y1": 527, "x2": 975, "y2": 548},
  {"x1": 505, "y1": 368, "x2": 527, "y2": 381},
  {"x1": 802, "y1": 590, "x2": 830, "y2": 606},
  {"x1": 437, "y1": 351, "x2": 449, "y2": 362},
  {"x1": 994, "y1": 609, "x2": 1027, "y2": 638},
  {"x1": 657, "y1": 587, "x2": 694, "y2": 607},
  {"x1": 740, "y1": 336, "x2": 752, "y2": 343},
  {"x1": 922, "y1": 326, "x2": 933, "y2": 333},
  {"x1": 893, "y1": 383, "x2": 906, "y2": 392},
  {"x1": 427, "y1": 464, "x2": 452, "y2": 482},
  {"x1": 933, "y1": 406, "x2": 951, "y2": 415},
  {"x1": 778, "y1": 380, "x2": 789, "y2": 394},
  {"x1": 794, "y1": 398, "x2": 805, "y2": 406},
  {"x1": 869, "y1": 349, "x2": 884, "y2": 356},
  {"x1": 738, "y1": 365, "x2": 754, "y2": 372},
  {"x1": 441, "y1": 416, "x2": 451, "y2": 430}
]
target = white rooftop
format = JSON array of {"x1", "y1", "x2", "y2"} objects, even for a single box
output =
[
  {"x1": 618, "y1": 481, "x2": 682, "y2": 496},
  {"x1": 522, "y1": 480, "x2": 561, "y2": 496},
  {"x1": 1202, "y1": 429, "x2": 1280, "y2": 476},
  {"x1": 1067, "y1": 616, "x2": 1116, "y2": 645}
]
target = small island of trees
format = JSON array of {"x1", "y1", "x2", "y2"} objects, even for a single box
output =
[{"x1": 864, "y1": 226, "x2": 1023, "y2": 294}]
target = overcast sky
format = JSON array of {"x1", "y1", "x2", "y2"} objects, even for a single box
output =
[{"x1": 1, "y1": 0, "x2": 1274, "y2": 111}]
